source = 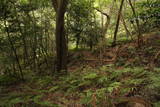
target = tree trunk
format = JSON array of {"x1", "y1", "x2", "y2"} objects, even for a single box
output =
[
  {"x1": 94, "y1": 8, "x2": 110, "y2": 38},
  {"x1": 76, "y1": 34, "x2": 80, "y2": 50},
  {"x1": 120, "y1": 13, "x2": 133, "y2": 40},
  {"x1": 128, "y1": 0, "x2": 142, "y2": 47},
  {"x1": 52, "y1": 0, "x2": 68, "y2": 72},
  {"x1": 112, "y1": 0, "x2": 125, "y2": 46},
  {"x1": 4, "y1": 20, "x2": 24, "y2": 80}
]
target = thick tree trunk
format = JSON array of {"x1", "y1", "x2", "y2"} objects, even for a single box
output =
[
  {"x1": 56, "y1": 12, "x2": 67, "y2": 72},
  {"x1": 52, "y1": 0, "x2": 68, "y2": 72}
]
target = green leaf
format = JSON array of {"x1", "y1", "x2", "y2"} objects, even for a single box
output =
[
  {"x1": 49, "y1": 86, "x2": 59, "y2": 92},
  {"x1": 80, "y1": 90, "x2": 93, "y2": 104},
  {"x1": 84, "y1": 73, "x2": 98, "y2": 80},
  {"x1": 10, "y1": 97, "x2": 24, "y2": 104}
]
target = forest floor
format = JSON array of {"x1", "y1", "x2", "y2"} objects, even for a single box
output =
[
  {"x1": 0, "y1": 31, "x2": 160, "y2": 107},
  {"x1": 69, "y1": 31, "x2": 160, "y2": 71}
]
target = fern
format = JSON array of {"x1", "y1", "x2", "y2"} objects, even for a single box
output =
[
  {"x1": 80, "y1": 90, "x2": 93, "y2": 105},
  {"x1": 83, "y1": 73, "x2": 98, "y2": 80},
  {"x1": 107, "y1": 82, "x2": 121, "y2": 92}
]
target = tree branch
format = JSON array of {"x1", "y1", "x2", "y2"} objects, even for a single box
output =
[{"x1": 94, "y1": 8, "x2": 110, "y2": 19}]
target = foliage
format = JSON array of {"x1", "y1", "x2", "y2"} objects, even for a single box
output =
[
  {"x1": 67, "y1": 0, "x2": 102, "y2": 49},
  {"x1": 0, "y1": 0, "x2": 160, "y2": 106},
  {"x1": 0, "y1": 65, "x2": 160, "y2": 106},
  {"x1": 129, "y1": 0, "x2": 160, "y2": 32},
  {"x1": 0, "y1": 75, "x2": 18, "y2": 85}
]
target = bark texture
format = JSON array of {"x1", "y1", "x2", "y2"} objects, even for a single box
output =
[{"x1": 52, "y1": 0, "x2": 68, "y2": 72}]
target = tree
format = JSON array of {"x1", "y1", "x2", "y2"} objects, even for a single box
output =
[
  {"x1": 51, "y1": 0, "x2": 68, "y2": 72},
  {"x1": 128, "y1": 0, "x2": 142, "y2": 47},
  {"x1": 112, "y1": 0, "x2": 125, "y2": 46}
]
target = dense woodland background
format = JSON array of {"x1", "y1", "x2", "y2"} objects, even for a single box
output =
[{"x1": 0, "y1": 0, "x2": 160, "y2": 107}]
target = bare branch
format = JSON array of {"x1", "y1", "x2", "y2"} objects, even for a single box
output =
[{"x1": 94, "y1": 8, "x2": 110, "y2": 19}]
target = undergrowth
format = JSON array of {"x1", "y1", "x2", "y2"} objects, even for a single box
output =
[{"x1": 0, "y1": 66, "x2": 160, "y2": 107}]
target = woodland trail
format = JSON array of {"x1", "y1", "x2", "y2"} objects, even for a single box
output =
[{"x1": 69, "y1": 31, "x2": 160, "y2": 71}]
